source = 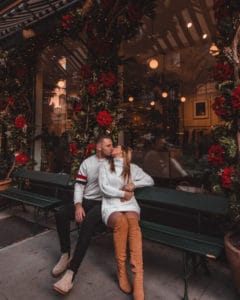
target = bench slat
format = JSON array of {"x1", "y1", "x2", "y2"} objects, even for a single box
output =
[
  {"x1": 0, "y1": 188, "x2": 63, "y2": 208},
  {"x1": 136, "y1": 187, "x2": 228, "y2": 215},
  {"x1": 13, "y1": 168, "x2": 71, "y2": 187},
  {"x1": 141, "y1": 221, "x2": 224, "y2": 258}
]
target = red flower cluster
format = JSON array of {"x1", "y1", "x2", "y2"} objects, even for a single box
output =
[
  {"x1": 221, "y1": 167, "x2": 234, "y2": 189},
  {"x1": 208, "y1": 144, "x2": 224, "y2": 166},
  {"x1": 96, "y1": 110, "x2": 113, "y2": 127},
  {"x1": 74, "y1": 103, "x2": 82, "y2": 113},
  {"x1": 212, "y1": 61, "x2": 233, "y2": 82},
  {"x1": 231, "y1": 85, "x2": 240, "y2": 110},
  {"x1": 100, "y1": 72, "x2": 116, "y2": 88},
  {"x1": 87, "y1": 81, "x2": 99, "y2": 96},
  {"x1": 15, "y1": 152, "x2": 29, "y2": 165},
  {"x1": 212, "y1": 97, "x2": 227, "y2": 116},
  {"x1": 15, "y1": 116, "x2": 27, "y2": 129},
  {"x1": 69, "y1": 143, "x2": 79, "y2": 156},
  {"x1": 61, "y1": 14, "x2": 73, "y2": 28},
  {"x1": 85, "y1": 143, "x2": 95, "y2": 157},
  {"x1": 7, "y1": 96, "x2": 15, "y2": 106}
]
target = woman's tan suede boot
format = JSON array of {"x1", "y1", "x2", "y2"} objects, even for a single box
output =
[
  {"x1": 128, "y1": 218, "x2": 144, "y2": 300},
  {"x1": 113, "y1": 214, "x2": 132, "y2": 294}
]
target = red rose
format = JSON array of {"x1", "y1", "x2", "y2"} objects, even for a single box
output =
[
  {"x1": 74, "y1": 103, "x2": 83, "y2": 113},
  {"x1": 15, "y1": 116, "x2": 27, "y2": 129},
  {"x1": 7, "y1": 96, "x2": 15, "y2": 106},
  {"x1": 96, "y1": 110, "x2": 113, "y2": 127},
  {"x1": 100, "y1": 72, "x2": 116, "y2": 88},
  {"x1": 212, "y1": 97, "x2": 227, "y2": 116},
  {"x1": 85, "y1": 143, "x2": 95, "y2": 156},
  {"x1": 231, "y1": 85, "x2": 240, "y2": 110},
  {"x1": 208, "y1": 144, "x2": 224, "y2": 166},
  {"x1": 87, "y1": 81, "x2": 99, "y2": 96},
  {"x1": 61, "y1": 14, "x2": 73, "y2": 28},
  {"x1": 15, "y1": 152, "x2": 29, "y2": 165},
  {"x1": 221, "y1": 167, "x2": 234, "y2": 189},
  {"x1": 69, "y1": 143, "x2": 79, "y2": 156},
  {"x1": 212, "y1": 61, "x2": 233, "y2": 82}
]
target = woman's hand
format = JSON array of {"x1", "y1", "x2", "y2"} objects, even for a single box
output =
[
  {"x1": 121, "y1": 191, "x2": 133, "y2": 202},
  {"x1": 75, "y1": 203, "x2": 86, "y2": 222},
  {"x1": 122, "y1": 183, "x2": 135, "y2": 192}
]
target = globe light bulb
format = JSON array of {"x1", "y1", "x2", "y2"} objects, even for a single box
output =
[{"x1": 149, "y1": 58, "x2": 159, "y2": 69}]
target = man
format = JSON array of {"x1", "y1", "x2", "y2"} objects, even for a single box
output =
[{"x1": 52, "y1": 135, "x2": 114, "y2": 294}]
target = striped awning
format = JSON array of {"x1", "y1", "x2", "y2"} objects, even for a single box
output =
[{"x1": 0, "y1": 0, "x2": 80, "y2": 41}]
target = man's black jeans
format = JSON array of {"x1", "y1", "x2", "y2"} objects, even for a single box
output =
[{"x1": 55, "y1": 199, "x2": 102, "y2": 274}]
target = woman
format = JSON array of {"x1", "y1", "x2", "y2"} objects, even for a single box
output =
[{"x1": 98, "y1": 145, "x2": 154, "y2": 300}]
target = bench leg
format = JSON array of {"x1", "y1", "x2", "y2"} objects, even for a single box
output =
[
  {"x1": 200, "y1": 257, "x2": 211, "y2": 276},
  {"x1": 183, "y1": 252, "x2": 189, "y2": 300}
]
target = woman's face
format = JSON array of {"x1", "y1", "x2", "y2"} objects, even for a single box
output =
[{"x1": 112, "y1": 145, "x2": 123, "y2": 158}]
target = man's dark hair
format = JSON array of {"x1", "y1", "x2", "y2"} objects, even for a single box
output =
[{"x1": 96, "y1": 134, "x2": 112, "y2": 145}]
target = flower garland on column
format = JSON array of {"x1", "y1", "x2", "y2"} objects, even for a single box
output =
[
  {"x1": 0, "y1": 46, "x2": 35, "y2": 179},
  {"x1": 208, "y1": 0, "x2": 240, "y2": 222}
]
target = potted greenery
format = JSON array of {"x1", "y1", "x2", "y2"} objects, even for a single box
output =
[{"x1": 207, "y1": 0, "x2": 240, "y2": 294}]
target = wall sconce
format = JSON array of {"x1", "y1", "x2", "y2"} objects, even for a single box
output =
[
  {"x1": 209, "y1": 43, "x2": 220, "y2": 56},
  {"x1": 161, "y1": 91, "x2": 168, "y2": 98},
  {"x1": 128, "y1": 96, "x2": 134, "y2": 102},
  {"x1": 22, "y1": 29, "x2": 35, "y2": 39},
  {"x1": 180, "y1": 96, "x2": 186, "y2": 103},
  {"x1": 148, "y1": 58, "x2": 159, "y2": 69}
]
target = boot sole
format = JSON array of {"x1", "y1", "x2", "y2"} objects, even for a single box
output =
[{"x1": 53, "y1": 285, "x2": 72, "y2": 295}]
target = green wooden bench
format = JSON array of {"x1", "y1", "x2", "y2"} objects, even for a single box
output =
[
  {"x1": 0, "y1": 168, "x2": 72, "y2": 226},
  {"x1": 135, "y1": 186, "x2": 228, "y2": 300}
]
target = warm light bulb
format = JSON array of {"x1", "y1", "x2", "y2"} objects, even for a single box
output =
[
  {"x1": 162, "y1": 91, "x2": 168, "y2": 98},
  {"x1": 180, "y1": 97, "x2": 186, "y2": 103},
  {"x1": 202, "y1": 33, "x2": 208, "y2": 39},
  {"x1": 149, "y1": 58, "x2": 159, "y2": 69},
  {"x1": 187, "y1": 22, "x2": 192, "y2": 28},
  {"x1": 128, "y1": 96, "x2": 134, "y2": 102},
  {"x1": 150, "y1": 101, "x2": 155, "y2": 106},
  {"x1": 209, "y1": 43, "x2": 220, "y2": 56}
]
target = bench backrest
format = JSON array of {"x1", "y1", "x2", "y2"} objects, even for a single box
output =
[
  {"x1": 135, "y1": 186, "x2": 228, "y2": 215},
  {"x1": 13, "y1": 168, "x2": 71, "y2": 187}
]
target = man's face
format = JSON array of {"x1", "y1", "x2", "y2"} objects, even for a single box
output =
[{"x1": 99, "y1": 138, "x2": 113, "y2": 158}]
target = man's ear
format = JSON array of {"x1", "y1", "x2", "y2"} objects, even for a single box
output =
[{"x1": 96, "y1": 144, "x2": 101, "y2": 151}]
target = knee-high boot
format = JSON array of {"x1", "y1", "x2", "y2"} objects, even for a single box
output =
[
  {"x1": 128, "y1": 218, "x2": 144, "y2": 300},
  {"x1": 113, "y1": 214, "x2": 132, "y2": 294}
]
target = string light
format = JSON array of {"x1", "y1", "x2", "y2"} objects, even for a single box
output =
[
  {"x1": 128, "y1": 96, "x2": 134, "y2": 102},
  {"x1": 148, "y1": 58, "x2": 159, "y2": 69},
  {"x1": 180, "y1": 97, "x2": 186, "y2": 103},
  {"x1": 209, "y1": 43, "x2": 220, "y2": 56}
]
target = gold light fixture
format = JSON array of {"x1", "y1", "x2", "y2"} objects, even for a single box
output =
[
  {"x1": 161, "y1": 91, "x2": 168, "y2": 98},
  {"x1": 128, "y1": 96, "x2": 134, "y2": 102},
  {"x1": 150, "y1": 100, "x2": 155, "y2": 106},
  {"x1": 22, "y1": 29, "x2": 35, "y2": 39},
  {"x1": 180, "y1": 96, "x2": 186, "y2": 103},
  {"x1": 148, "y1": 58, "x2": 159, "y2": 69},
  {"x1": 209, "y1": 43, "x2": 220, "y2": 56}
]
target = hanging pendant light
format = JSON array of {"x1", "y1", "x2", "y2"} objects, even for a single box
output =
[{"x1": 209, "y1": 43, "x2": 220, "y2": 56}]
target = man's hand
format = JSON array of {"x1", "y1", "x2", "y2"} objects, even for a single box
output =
[
  {"x1": 121, "y1": 191, "x2": 133, "y2": 202},
  {"x1": 122, "y1": 183, "x2": 135, "y2": 192},
  {"x1": 75, "y1": 203, "x2": 86, "y2": 223}
]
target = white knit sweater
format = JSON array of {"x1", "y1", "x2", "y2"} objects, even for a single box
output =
[
  {"x1": 99, "y1": 158, "x2": 154, "y2": 225},
  {"x1": 73, "y1": 155, "x2": 105, "y2": 204}
]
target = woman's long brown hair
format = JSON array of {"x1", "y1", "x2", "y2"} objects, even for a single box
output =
[{"x1": 109, "y1": 145, "x2": 132, "y2": 183}]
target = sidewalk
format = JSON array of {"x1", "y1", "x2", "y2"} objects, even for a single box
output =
[{"x1": 0, "y1": 212, "x2": 239, "y2": 300}]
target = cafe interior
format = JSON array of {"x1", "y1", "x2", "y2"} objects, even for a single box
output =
[{"x1": 0, "y1": 0, "x2": 222, "y2": 187}]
